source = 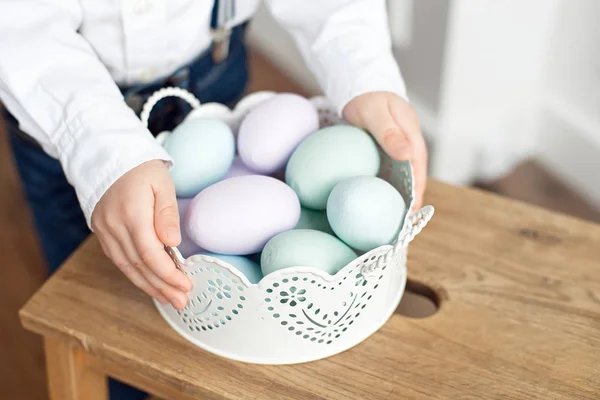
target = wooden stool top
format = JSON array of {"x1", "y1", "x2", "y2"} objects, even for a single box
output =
[{"x1": 20, "y1": 181, "x2": 600, "y2": 399}]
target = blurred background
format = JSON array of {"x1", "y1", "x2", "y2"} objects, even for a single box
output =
[{"x1": 1, "y1": 0, "x2": 599, "y2": 398}]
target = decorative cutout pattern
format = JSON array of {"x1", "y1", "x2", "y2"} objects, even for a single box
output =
[
  {"x1": 263, "y1": 252, "x2": 387, "y2": 345},
  {"x1": 176, "y1": 264, "x2": 247, "y2": 332}
]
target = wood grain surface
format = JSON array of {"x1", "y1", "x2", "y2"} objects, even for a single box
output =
[
  {"x1": 19, "y1": 181, "x2": 600, "y2": 399},
  {"x1": 44, "y1": 337, "x2": 107, "y2": 400}
]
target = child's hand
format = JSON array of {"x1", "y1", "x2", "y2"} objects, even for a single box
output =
[
  {"x1": 91, "y1": 160, "x2": 192, "y2": 310},
  {"x1": 343, "y1": 92, "x2": 427, "y2": 210}
]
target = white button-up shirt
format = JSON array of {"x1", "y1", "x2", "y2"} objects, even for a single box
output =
[{"x1": 0, "y1": 0, "x2": 406, "y2": 226}]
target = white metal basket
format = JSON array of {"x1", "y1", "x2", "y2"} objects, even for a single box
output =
[{"x1": 142, "y1": 87, "x2": 434, "y2": 365}]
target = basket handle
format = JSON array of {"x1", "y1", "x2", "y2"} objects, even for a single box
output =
[
  {"x1": 139, "y1": 87, "x2": 201, "y2": 269},
  {"x1": 140, "y1": 86, "x2": 202, "y2": 129}
]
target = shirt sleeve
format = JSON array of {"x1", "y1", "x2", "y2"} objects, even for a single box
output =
[
  {"x1": 264, "y1": 0, "x2": 408, "y2": 114},
  {"x1": 0, "y1": 0, "x2": 172, "y2": 228}
]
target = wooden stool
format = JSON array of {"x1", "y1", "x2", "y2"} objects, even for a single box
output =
[{"x1": 20, "y1": 181, "x2": 600, "y2": 399}]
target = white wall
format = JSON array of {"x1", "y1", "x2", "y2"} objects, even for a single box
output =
[
  {"x1": 537, "y1": 0, "x2": 600, "y2": 208},
  {"x1": 430, "y1": 0, "x2": 561, "y2": 184},
  {"x1": 393, "y1": 0, "x2": 449, "y2": 116},
  {"x1": 545, "y1": 0, "x2": 600, "y2": 127}
]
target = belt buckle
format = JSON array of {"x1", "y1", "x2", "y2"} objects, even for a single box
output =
[{"x1": 211, "y1": 27, "x2": 232, "y2": 64}]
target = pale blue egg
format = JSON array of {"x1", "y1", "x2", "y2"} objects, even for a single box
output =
[
  {"x1": 164, "y1": 118, "x2": 235, "y2": 198},
  {"x1": 285, "y1": 125, "x2": 380, "y2": 210},
  {"x1": 327, "y1": 176, "x2": 406, "y2": 252},
  {"x1": 261, "y1": 229, "x2": 356, "y2": 276},
  {"x1": 202, "y1": 253, "x2": 263, "y2": 284},
  {"x1": 295, "y1": 207, "x2": 334, "y2": 235}
]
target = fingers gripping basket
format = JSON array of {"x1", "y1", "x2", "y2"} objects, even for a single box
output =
[{"x1": 142, "y1": 88, "x2": 435, "y2": 364}]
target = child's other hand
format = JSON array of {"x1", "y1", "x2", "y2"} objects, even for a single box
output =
[
  {"x1": 91, "y1": 160, "x2": 192, "y2": 310},
  {"x1": 343, "y1": 92, "x2": 427, "y2": 210}
]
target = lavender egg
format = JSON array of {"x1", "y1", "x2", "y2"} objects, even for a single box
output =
[
  {"x1": 238, "y1": 93, "x2": 319, "y2": 174},
  {"x1": 185, "y1": 175, "x2": 301, "y2": 255},
  {"x1": 177, "y1": 198, "x2": 204, "y2": 258}
]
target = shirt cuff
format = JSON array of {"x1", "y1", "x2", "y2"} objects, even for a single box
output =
[
  {"x1": 319, "y1": 50, "x2": 408, "y2": 116},
  {"x1": 57, "y1": 100, "x2": 173, "y2": 228}
]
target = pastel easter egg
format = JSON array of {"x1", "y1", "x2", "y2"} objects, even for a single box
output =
[
  {"x1": 185, "y1": 175, "x2": 301, "y2": 255},
  {"x1": 223, "y1": 156, "x2": 255, "y2": 179},
  {"x1": 285, "y1": 125, "x2": 380, "y2": 210},
  {"x1": 177, "y1": 198, "x2": 204, "y2": 258},
  {"x1": 202, "y1": 253, "x2": 263, "y2": 284},
  {"x1": 238, "y1": 93, "x2": 319, "y2": 174},
  {"x1": 163, "y1": 118, "x2": 235, "y2": 197},
  {"x1": 261, "y1": 229, "x2": 356, "y2": 276},
  {"x1": 327, "y1": 176, "x2": 406, "y2": 252},
  {"x1": 295, "y1": 207, "x2": 334, "y2": 235}
]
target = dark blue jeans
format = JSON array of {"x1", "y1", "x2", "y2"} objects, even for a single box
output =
[{"x1": 5, "y1": 25, "x2": 248, "y2": 400}]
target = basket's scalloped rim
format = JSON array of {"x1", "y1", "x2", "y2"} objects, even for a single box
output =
[
  {"x1": 168, "y1": 243, "x2": 394, "y2": 291},
  {"x1": 150, "y1": 90, "x2": 430, "y2": 365},
  {"x1": 153, "y1": 264, "x2": 407, "y2": 365}
]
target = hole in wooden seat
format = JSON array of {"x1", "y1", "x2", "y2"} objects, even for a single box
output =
[{"x1": 395, "y1": 280, "x2": 439, "y2": 318}]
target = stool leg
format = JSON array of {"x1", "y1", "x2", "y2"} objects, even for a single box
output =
[{"x1": 44, "y1": 337, "x2": 108, "y2": 400}]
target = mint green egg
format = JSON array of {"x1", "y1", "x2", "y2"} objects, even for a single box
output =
[
  {"x1": 202, "y1": 253, "x2": 263, "y2": 284},
  {"x1": 261, "y1": 229, "x2": 356, "y2": 276},
  {"x1": 295, "y1": 207, "x2": 334, "y2": 235},
  {"x1": 285, "y1": 125, "x2": 380, "y2": 210}
]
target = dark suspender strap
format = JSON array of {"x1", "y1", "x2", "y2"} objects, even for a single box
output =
[{"x1": 211, "y1": 0, "x2": 220, "y2": 29}]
